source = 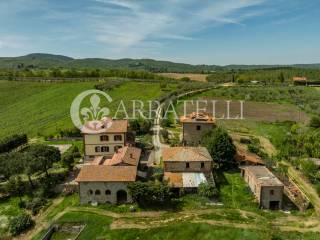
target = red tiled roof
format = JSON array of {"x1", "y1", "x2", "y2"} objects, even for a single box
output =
[
  {"x1": 293, "y1": 77, "x2": 307, "y2": 81},
  {"x1": 82, "y1": 118, "x2": 128, "y2": 134},
  {"x1": 162, "y1": 147, "x2": 212, "y2": 162},
  {"x1": 164, "y1": 172, "x2": 183, "y2": 188},
  {"x1": 180, "y1": 112, "x2": 215, "y2": 124},
  {"x1": 104, "y1": 147, "x2": 141, "y2": 166},
  {"x1": 75, "y1": 165, "x2": 137, "y2": 182},
  {"x1": 235, "y1": 149, "x2": 264, "y2": 165}
]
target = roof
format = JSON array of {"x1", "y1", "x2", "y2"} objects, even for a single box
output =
[
  {"x1": 235, "y1": 149, "x2": 264, "y2": 165},
  {"x1": 242, "y1": 166, "x2": 283, "y2": 187},
  {"x1": 91, "y1": 156, "x2": 106, "y2": 165},
  {"x1": 81, "y1": 118, "x2": 128, "y2": 134},
  {"x1": 293, "y1": 77, "x2": 307, "y2": 81},
  {"x1": 162, "y1": 147, "x2": 213, "y2": 162},
  {"x1": 164, "y1": 172, "x2": 207, "y2": 188},
  {"x1": 75, "y1": 165, "x2": 137, "y2": 182},
  {"x1": 180, "y1": 112, "x2": 215, "y2": 124},
  {"x1": 104, "y1": 147, "x2": 141, "y2": 166}
]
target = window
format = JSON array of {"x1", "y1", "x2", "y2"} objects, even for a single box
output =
[
  {"x1": 201, "y1": 162, "x2": 205, "y2": 168},
  {"x1": 270, "y1": 190, "x2": 274, "y2": 195},
  {"x1": 105, "y1": 190, "x2": 111, "y2": 195},
  {"x1": 100, "y1": 135, "x2": 109, "y2": 142},
  {"x1": 186, "y1": 162, "x2": 190, "y2": 168},
  {"x1": 87, "y1": 189, "x2": 93, "y2": 196},
  {"x1": 95, "y1": 146, "x2": 101, "y2": 152},
  {"x1": 95, "y1": 190, "x2": 101, "y2": 195},
  {"x1": 101, "y1": 146, "x2": 109, "y2": 152},
  {"x1": 196, "y1": 125, "x2": 201, "y2": 131},
  {"x1": 114, "y1": 135, "x2": 122, "y2": 141}
]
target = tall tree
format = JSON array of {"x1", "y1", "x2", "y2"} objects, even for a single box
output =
[
  {"x1": 6, "y1": 176, "x2": 25, "y2": 203},
  {"x1": 27, "y1": 145, "x2": 61, "y2": 178},
  {"x1": 201, "y1": 127, "x2": 236, "y2": 169}
]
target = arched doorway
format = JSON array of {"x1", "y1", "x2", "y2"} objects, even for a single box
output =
[{"x1": 116, "y1": 190, "x2": 127, "y2": 204}]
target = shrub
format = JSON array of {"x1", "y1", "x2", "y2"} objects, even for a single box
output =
[
  {"x1": 161, "y1": 118, "x2": 173, "y2": 128},
  {"x1": 128, "y1": 181, "x2": 173, "y2": 207},
  {"x1": 240, "y1": 137, "x2": 251, "y2": 144},
  {"x1": 130, "y1": 118, "x2": 152, "y2": 135},
  {"x1": 0, "y1": 134, "x2": 27, "y2": 153},
  {"x1": 160, "y1": 129, "x2": 169, "y2": 143},
  {"x1": 57, "y1": 127, "x2": 81, "y2": 138},
  {"x1": 309, "y1": 116, "x2": 320, "y2": 128},
  {"x1": 180, "y1": 77, "x2": 191, "y2": 82},
  {"x1": 9, "y1": 213, "x2": 34, "y2": 236},
  {"x1": 26, "y1": 198, "x2": 47, "y2": 215},
  {"x1": 198, "y1": 182, "x2": 218, "y2": 198}
]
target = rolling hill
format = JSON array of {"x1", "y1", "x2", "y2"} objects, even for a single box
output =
[{"x1": 0, "y1": 53, "x2": 320, "y2": 72}]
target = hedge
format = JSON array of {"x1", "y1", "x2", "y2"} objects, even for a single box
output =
[{"x1": 0, "y1": 134, "x2": 27, "y2": 153}]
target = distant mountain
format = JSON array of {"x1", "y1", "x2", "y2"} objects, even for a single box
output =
[{"x1": 0, "y1": 53, "x2": 319, "y2": 72}]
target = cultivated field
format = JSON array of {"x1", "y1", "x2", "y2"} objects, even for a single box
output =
[
  {"x1": 177, "y1": 99, "x2": 309, "y2": 123},
  {"x1": 0, "y1": 80, "x2": 176, "y2": 138},
  {"x1": 157, "y1": 73, "x2": 208, "y2": 82}
]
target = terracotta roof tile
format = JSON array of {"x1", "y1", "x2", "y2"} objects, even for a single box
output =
[
  {"x1": 76, "y1": 165, "x2": 137, "y2": 182},
  {"x1": 164, "y1": 172, "x2": 183, "y2": 188},
  {"x1": 104, "y1": 147, "x2": 141, "y2": 166},
  {"x1": 293, "y1": 77, "x2": 307, "y2": 81},
  {"x1": 82, "y1": 118, "x2": 128, "y2": 134},
  {"x1": 180, "y1": 112, "x2": 215, "y2": 124},
  {"x1": 235, "y1": 149, "x2": 264, "y2": 165},
  {"x1": 162, "y1": 147, "x2": 212, "y2": 162}
]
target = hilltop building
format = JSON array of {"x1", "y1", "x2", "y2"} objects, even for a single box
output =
[
  {"x1": 180, "y1": 112, "x2": 215, "y2": 145},
  {"x1": 82, "y1": 118, "x2": 129, "y2": 161},
  {"x1": 293, "y1": 76, "x2": 308, "y2": 86},
  {"x1": 241, "y1": 166, "x2": 284, "y2": 210},
  {"x1": 76, "y1": 146, "x2": 141, "y2": 204},
  {"x1": 162, "y1": 147, "x2": 214, "y2": 191}
]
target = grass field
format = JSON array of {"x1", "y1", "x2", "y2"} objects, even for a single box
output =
[
  {"x1": 0, "y1": 80, "x2": 175, "y2": 139},
  {"x1": 157, "y1": 73, "x2": 208, "y2": 82}
]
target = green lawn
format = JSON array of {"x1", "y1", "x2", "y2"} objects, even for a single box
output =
[
  {"x1": 219, "y1": 172, "x2": 258, "y2": 210},
  {"x1": 0, "y1": 81, "x2": 175, "y2": 139},
  {"x1": 33, "y1": 209, "x2": 320, "y2": 240}
]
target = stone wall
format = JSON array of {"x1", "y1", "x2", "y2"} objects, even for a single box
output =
[
  {"x1": 79, "y1": 182, "x2": 132, "y2": 204},
  {"x1": 164, "y1": 161, "x2": 212, "y2": 173},
  {"x1": 84, "y1": 133, "x2": 125, "y2": 158},
  {"x1": 182, "y1": 123, "x2": 214, "y2": 144}
]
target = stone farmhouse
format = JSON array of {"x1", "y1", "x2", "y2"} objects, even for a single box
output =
[
  {"x1": 82, "y1": 117, "x2": 128, "y2": 161},
  {"x1": 76, "y1": 118, "x2": 142, "y2": 205},
  {"x1": 76, "y1": 146, "x2": 141, "y2": 204},
  {"x1": 163, "y1": 147, "x2": 214, "y2": 191},
  {"x1": 180, "y1": 112, "x2": 215, "y2": 145},
  {"x1": 241, "y1": 166, "x2": 284, "y2": 210}
]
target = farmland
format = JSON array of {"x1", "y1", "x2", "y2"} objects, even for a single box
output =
[
  {"x1": 157, "y1": 73, "x2": 208, "y2": 82},
  {"x1": 0, "y1": 80, "x2": 176, "y2": 139}
]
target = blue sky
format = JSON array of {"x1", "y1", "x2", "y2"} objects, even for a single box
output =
[{"x1": 0, "y1": 0, "x2": 319, "y2": 65}]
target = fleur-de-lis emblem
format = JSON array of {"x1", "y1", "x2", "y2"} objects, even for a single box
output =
[{"x1": 81, "y1": 94, "x2": 110, "y2": 121}]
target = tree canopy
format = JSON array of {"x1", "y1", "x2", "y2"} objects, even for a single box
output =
[{"x1": 201, "y1": 127, "x2": 236, "y2": 169}]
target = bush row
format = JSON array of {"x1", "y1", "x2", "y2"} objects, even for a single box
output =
[{"x1": 0, "y1": 134, "x2": 27, "y2": 153}]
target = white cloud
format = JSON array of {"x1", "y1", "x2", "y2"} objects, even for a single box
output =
[{"x1": 89, "y1": 0, "x2": 266, "y2": 51}]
